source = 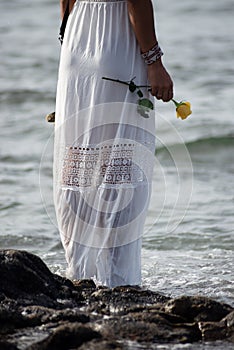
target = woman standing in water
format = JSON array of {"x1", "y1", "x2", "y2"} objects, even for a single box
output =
[{"x1": 54, "y1": 0, "x2": 173, "y2": 287}]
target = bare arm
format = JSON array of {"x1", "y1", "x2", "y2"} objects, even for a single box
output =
[
  {"x1": 60, "y1": 0, "x2": 76, "y2": 19},
  {"x1": 127, "y1": 0, "x2": 173, "y2": 102}
]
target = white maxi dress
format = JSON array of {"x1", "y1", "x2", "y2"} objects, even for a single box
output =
[{"x1": 54, "y1": 0, "x2": 156, "y2": 287}]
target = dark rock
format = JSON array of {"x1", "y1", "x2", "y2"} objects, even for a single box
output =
[
  {"x1": 79, "y1": 339, "x2": 125, "y2": 350},
  {"x1": 197, "y1": 310, "x2": 234, "y2": 342},
  {"x1": 198, "y1": 320, "x2": 229, "y2": 341},
  {"x1": 86, "y1": 285, "x2": 169, "y2": 316},
  {"x1": 223, "y1": 310, "x2": 234, "y2": 327},
  {"x1": 99, "y1": 314, "x2": 201, "y2": 344},
  {"x1": 26, "y1": 322, "x2": 102, "y2": 350},
  {"x1": 73, "y1": 279, "x2": 97, "y2": 290},
  {"x1": 0, "y1": 300, "x2": 45, "y2": 334},
  {"x1": 0, "y1": 249, "x2": 83, "y2": 307},
  {"x1": 0, "y1": 249, "x2": 233, "y2": 349},
  {"x1": 0, "y1": 341, "x2": 19, "y2": 350},
  {"x1": 163, "y1": 295, "x2": 232, "y2": 322},
  {"x1": 19, "y1": 305, "x2": 90, "y2": 325}
]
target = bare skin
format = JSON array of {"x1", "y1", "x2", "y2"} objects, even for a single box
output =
[
  {"x1": 60, "y1": 0, "x2": 76, "y2": 18},
  {"x1": 127, "y1": 0, "x2": 173, "y2": 102},
  {"x1": 60, "y1": 0, "x2": 173, "y2": 102}
]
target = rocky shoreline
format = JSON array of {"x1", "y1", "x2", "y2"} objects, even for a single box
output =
[{"x1": 0, "y1": 249, "x2": 233, "y2": 349}]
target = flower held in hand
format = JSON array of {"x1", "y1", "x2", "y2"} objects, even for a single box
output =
[{"x1": 172, "y1": 99, "x2": 192, "y2": 120}]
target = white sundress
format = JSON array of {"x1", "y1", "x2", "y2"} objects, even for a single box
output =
[{"x1": 54, "y1": 0, "x2": 156, "y2": 287}]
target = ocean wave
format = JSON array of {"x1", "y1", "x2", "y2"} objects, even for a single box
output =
[
  {"x1": 0, "y1": 89, "x2": 55, "y2": 105},
  {"x1": 186, "y1": 135, "x2": 234, "y2": 149},
  {"x1": 156, "y1": 135, "x2": 234, "y2": 153}
]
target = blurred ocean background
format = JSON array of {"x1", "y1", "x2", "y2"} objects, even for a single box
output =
[{"x1": 0, "y1": 1, "x2": 233, "y2": 348}]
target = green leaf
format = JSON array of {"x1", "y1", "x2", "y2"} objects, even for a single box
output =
[
  {"x1": 137, "y1": 105, "x2": 150, "y2": 118},
  {"x1": 138, "y1": 98, "x2": 154, "y2": 110}
]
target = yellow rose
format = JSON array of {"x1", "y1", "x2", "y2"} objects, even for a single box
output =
[
  {"x1": 176, "y1": 102, "x2": 192, "y2": 120},
  {"x1": 172, "y1": 99, "x2": 192, "y2": 120}
]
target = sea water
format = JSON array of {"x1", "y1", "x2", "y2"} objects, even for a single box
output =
[{"x1": 0, "y1": 1, "x2": 233, "y2": 348}]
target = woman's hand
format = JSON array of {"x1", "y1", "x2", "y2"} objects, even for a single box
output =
[{"x1": 147, "y1": 58, "x2": 173, "y2": 102}]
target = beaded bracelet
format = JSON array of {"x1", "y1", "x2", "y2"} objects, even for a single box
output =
[{"x1": 141, "y1": 42, "x2": 164, "y2": 65}]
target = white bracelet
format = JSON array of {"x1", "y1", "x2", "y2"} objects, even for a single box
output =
[{"x1": 141, "y1": 43, "x2": 164, "y2": 65}]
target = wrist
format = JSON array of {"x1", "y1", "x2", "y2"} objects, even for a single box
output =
[
  {"x1": 147, "y1": 56, "x2": 163, "y2": 68},
  {"x1": 141, "y1": 42, "x2": 164, "y2": 65}
]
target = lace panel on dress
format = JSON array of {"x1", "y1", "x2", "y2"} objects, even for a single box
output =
[{"x1": 61, "y1": 142, "x2": 146, "y2": 189}]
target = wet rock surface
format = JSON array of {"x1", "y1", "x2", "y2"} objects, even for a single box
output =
[{"x1": 0, "y1": 249, "x2": 233, "y2": 349}]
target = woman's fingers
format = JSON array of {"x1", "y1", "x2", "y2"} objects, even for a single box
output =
[
  {"x1": 156, "y1": 87, "x2": 163, "y2": 100},
  {"x1": 162, "y1": 87, "x2": 173, "y2": 102},
  {"x1": 167, "y1": 88, "x2": 174, "y2": 102},
  {"x1": 150, "y1": 85, "x2": 173, "y2": 102},
  {"x1": 147, "y1": 59, "x2": 174, "y2": 102}
]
